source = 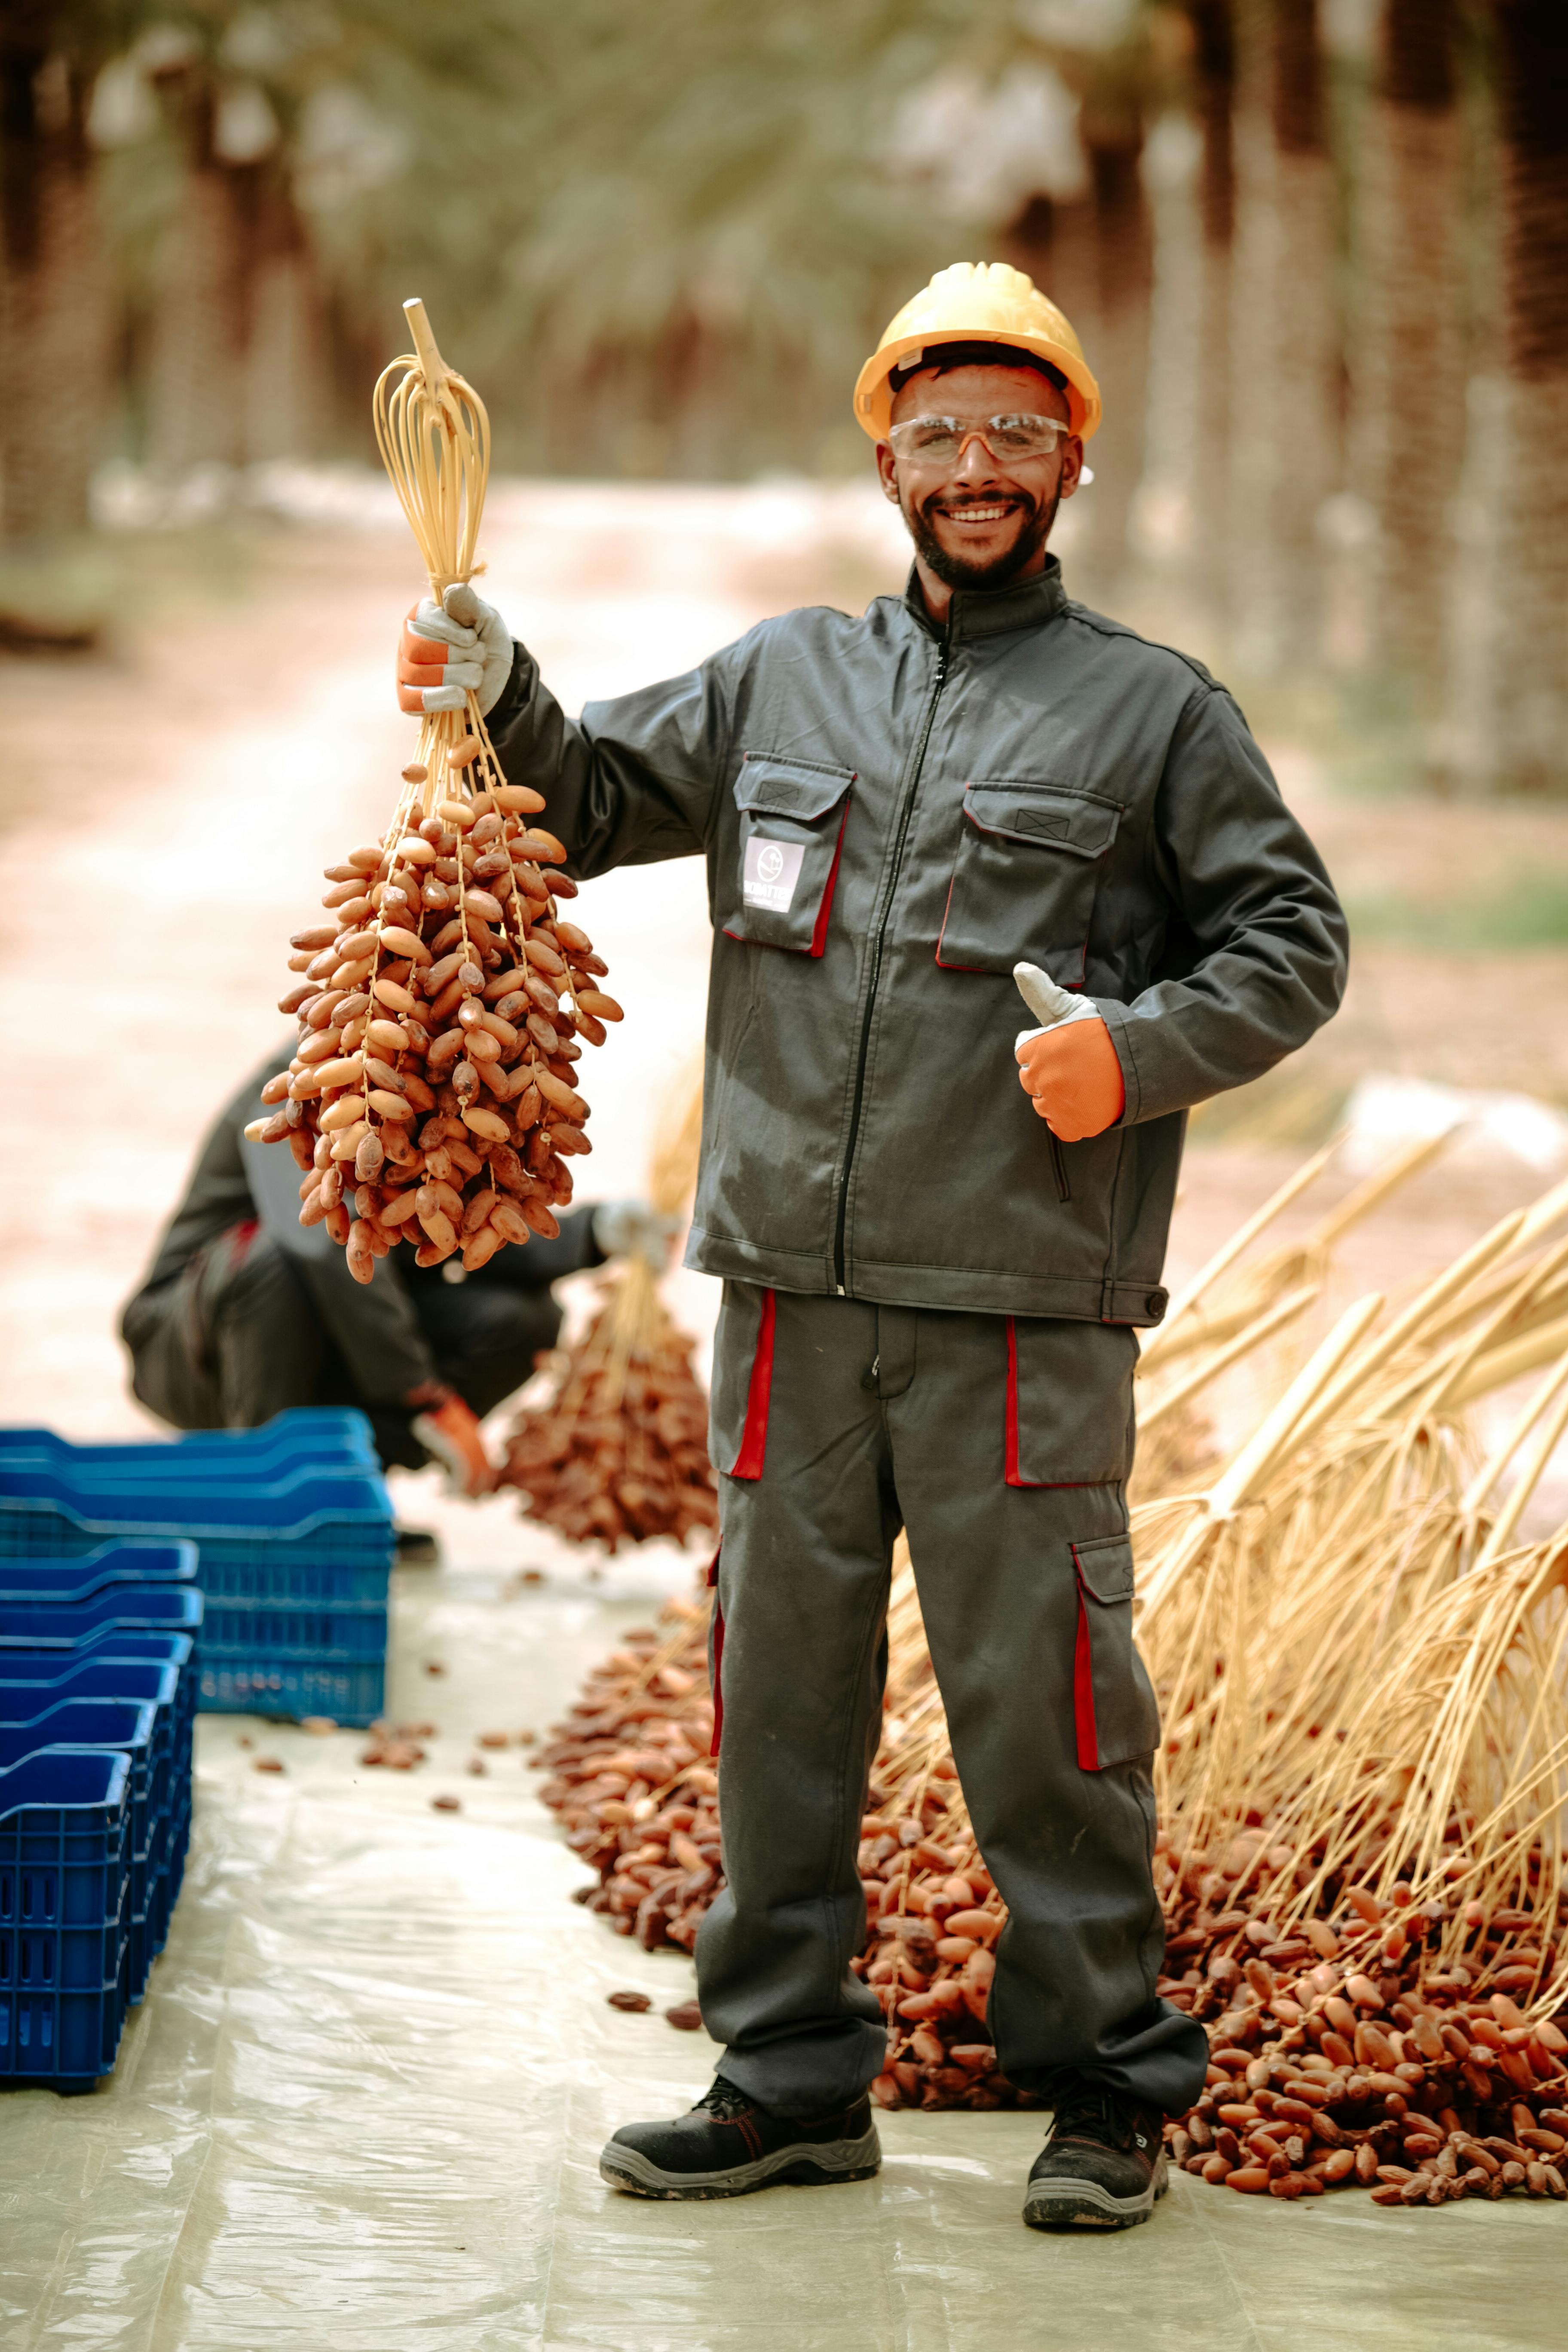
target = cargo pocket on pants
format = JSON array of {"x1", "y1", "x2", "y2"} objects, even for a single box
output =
[{"x1": 1070, "y1": 1532, "x2": 1161, "y2": 1770}]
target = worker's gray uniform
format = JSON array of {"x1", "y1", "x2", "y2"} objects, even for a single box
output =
[{"x1": 488, "y1": 558, "x2": 1347, "y2": 2113}]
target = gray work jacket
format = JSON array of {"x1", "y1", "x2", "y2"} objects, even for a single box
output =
[{"x1": 489, "y1": 557, "x2": 1347, "y2": 1325}]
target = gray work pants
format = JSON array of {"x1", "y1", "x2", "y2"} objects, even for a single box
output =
[{"x1": 695, "y1": 1282, "x2": 1209, "y2": 2119}]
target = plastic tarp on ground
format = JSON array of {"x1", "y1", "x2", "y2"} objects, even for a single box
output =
[{"x1": 1, "y1": 1555, "x2": 1562, "y2": 2352}]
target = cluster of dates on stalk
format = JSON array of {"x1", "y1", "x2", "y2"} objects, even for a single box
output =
[{"x1": 249, "y1": 761, "x2": 621, "y2": 1285}]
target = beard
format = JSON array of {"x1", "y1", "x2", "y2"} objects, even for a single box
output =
[{"x1": 903, "y1": 481, "x2": 1060, "y2": 593}]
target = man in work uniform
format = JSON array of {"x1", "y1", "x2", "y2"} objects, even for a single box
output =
[
  {"x1": 122, "y1": 1046, "x2": 666, "y2": 1500},
  {"x1": 396, "y1": 263, "x2": 1347, "y2": 2230}
]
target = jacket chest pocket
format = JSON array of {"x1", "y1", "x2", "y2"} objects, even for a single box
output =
[
  {"x1": 723, "y1": 755, "x2": 854, "y2": 956},
  {"x1": 936, "y1": 781, "x2": 1120, "y2": 986}
]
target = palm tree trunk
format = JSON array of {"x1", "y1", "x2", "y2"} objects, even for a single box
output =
[
  {"x1": 243, "y1": 171, "x2": 328, "y2": 466},
  {"x1": 1187, "y1": 0, "x2": 1235, "y2": 619},
  {"x1": 1357, "y1": 0, "x2": 1462, "y2": 695},
  {"x1": 1003, "y1": 185, "x2": 1100, "y2": 583},
  {"x1": 1486, "y1": 0, "x2": 1568, "y2": 792},
  {"x1": 1229, "y1": 0, "x2": 1336, "y2": 671},
  {"x1": 0, "y1": 28, "x2": 110, "y2": 540},
  {"x1": 144, "y1": 72, "x2": 253, "y2": 478},
  {"x1": 1076, "y1": 116, "x2": 1154, "y2": 596},
  {"x1": 1003, "y1": 193, "x2": 1058, "y2": 314}
]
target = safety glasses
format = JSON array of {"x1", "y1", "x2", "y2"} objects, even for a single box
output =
[{"x1": 885, "y1": 413, "x2": 1073, "y2": 466}]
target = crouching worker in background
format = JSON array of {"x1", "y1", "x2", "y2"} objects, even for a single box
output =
[{"x1": 120, "y1": 1045, "x2": 671, "y2": 1501}]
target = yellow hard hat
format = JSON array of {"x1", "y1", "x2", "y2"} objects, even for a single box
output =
[{"x1": 853, "y1": 261, "x2": 1101, "y2": 443}]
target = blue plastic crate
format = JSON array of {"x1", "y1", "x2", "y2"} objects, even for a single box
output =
[
  {"x1": 0, "y1": 1640, "x2": 195, "y2": 1763},
  {"x1": 0, "y1": 1408, "x2": 377, "y2": 1476},
  {"x1": 0, "y1": 1588, "x2": 204, "y2": 1651},
  {"x1": 166, "y1": 1789, "x2": 191, "y2": 1912},
  {"x1": 0, "y1": 1635, "x2": 198, "y2": 1764},
  {"x1": 0, "y1": 1751, "x2": 129, "y2": 2085},
  {"x1": 0, "y1": 1704, "x2": 162, "y2": 2001},
  {"x1": 194, "y1": 1554, "x2": 390, "y2": 1608},
  {"x1": 0, "y1": 1659, "x2": 184, "y2": 1950},
  {"x1": 0, "y1": 1659, "x2": 179, "y2": 1745},
  {"x1": 0, "y1": 1656, "x2": 193, "y2": 1972},
  {"x1": 0, "y1": 1463, "x2": 394, "y2": 1724},
  {"x1": 173, "y1": 1407, "x2": 377, "y2": 1464},
  {"x1": 0, "y1": 1541, "x2": 196, "y2": 1606},
  {"x1": 200, "y1": 1595, "x2": 386, "y2": 1658},
  {"x1": 0, "y1": 1617, "x2": 199, "y2": 1798},
  {"x1": 197, "y1": 1647, "x2": 385, "y2": 1727},
  {"x1": 0, "y1": 1538, "x2": 388, "y2": 1611},
  {"x1": 76, "y1": 1638, "x2": 195, "y2": 1782},
  {"x1": 0, "y1": 1464, "x2": 395, "y2": 1577}
]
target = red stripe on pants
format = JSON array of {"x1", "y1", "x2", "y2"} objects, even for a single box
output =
[
  {"x1": 707, "y1": 1547, "x2": 726, "y2": 1757},
  {"x1": 1072, "y1": 1580, "x2": 1099, "y2": 1769},
  {"x1": 729, "y1": 1288, "x2": 777, "y2": 1479},
  {"x1": 1004, "y1": 1317, "x2": 1042, "y2": 1488}
]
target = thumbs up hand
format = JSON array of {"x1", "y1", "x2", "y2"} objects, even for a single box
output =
[{"x1": 1012, "y1": 961, "x2": 1126, "y2": 1142}]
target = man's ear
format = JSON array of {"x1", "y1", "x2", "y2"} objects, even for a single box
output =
[
  {"x1": 1057, "y1": 436, "x2": 1085, "y2": 501},
  {"x1": 875, "y1": 441, "x2": 902, "y2": 506}
]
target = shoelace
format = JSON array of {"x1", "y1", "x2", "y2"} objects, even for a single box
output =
[
  {"x1": 1050, "y1": 2086, "x2": 1142, "y2": 2154},
  {"x1": 693, "y1": 2080, "x2": 757, "y2": 2122}
]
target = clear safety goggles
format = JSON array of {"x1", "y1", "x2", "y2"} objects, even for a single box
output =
[{"x1": 885, "y1": 413, "x2": 1073, "y2": 466}]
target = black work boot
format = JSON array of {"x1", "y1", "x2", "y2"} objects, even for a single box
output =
[
  {"x1": 1022, "y1": 2080, "x2": 1169, "y2": 2231},
  {"x1": 599, "y1": 2078, "x2": 882, "y2": 2201}
]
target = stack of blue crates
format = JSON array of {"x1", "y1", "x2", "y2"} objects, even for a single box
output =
[
  {"x1": 0, "y1": 1411, "x2": 395, "y2": 1729},
  {"x1": 0, "y1": 1545, "x2": 199, "y2": 2087},
  {"x1": 0, "y1": 1412, "x2": 395, "y2": 2088}
]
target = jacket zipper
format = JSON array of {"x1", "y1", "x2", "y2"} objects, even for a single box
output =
[{"x1": 833, "y1": 636, "x2": 949, "y2": 1293}]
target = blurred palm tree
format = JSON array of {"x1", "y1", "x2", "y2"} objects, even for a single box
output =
[
  {"x1": 141, "y1": 53, "x2": 269, "y2": 475},
  {"x1": 1184, "y1": 0, "x2": 1235, "y2": 620},
  {"x1": 1228, "y1": 0, "x2": 1337, "y2": 673},
  {"x1": 1355, "y1": 0, "x2": 1463, "y2": 705},
  {"x1": 110, "y1": 2, "x2": 532, "y2": 478},
  {"x1": 0, "y1": 0, "x2": 124, "y2": 538},
  {"x1": 484, "y1": 0, "x2": 990, "y2": 475},
  {"x1": 1003, "y1": 4, "x2": 1169, "y2": 591},
  {"x1": 1487, "y1": 0, "x2": 1568, "y2": 792}
]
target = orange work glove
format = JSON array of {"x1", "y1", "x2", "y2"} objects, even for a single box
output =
[
  {"x1": 408, "y1": 1388, "x2": 496, "y2": 1497},
  {"x1": 1012, "y1": 960, "x2": 1126, "y2": 1142}
]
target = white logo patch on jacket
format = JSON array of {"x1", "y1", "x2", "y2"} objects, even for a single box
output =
[{"x1": 743, "y1": 836, "x2": 804, "y2": 912}]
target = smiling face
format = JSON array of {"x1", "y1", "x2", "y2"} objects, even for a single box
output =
[{"x1": 876, "y1": 360, "x2": 1083, "y2": 614}]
